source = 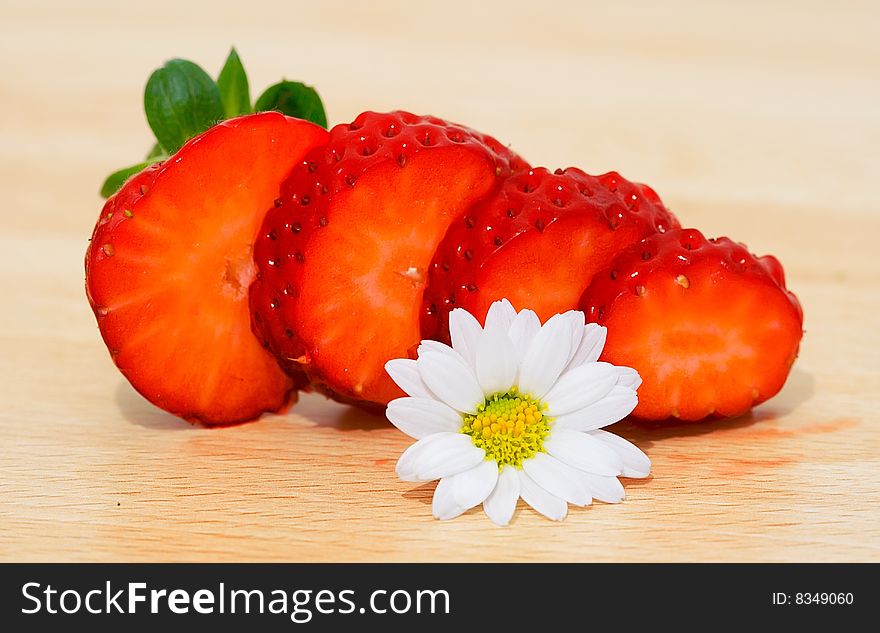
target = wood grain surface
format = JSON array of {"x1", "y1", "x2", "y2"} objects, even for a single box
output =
[{"x1": 1, "y1": 0, "x2": 878, "y2": 562}]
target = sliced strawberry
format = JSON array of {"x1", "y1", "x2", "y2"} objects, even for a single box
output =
[
  {"x1": 250, "y1": 111, "x2": 529, "y2": 407},
  {"x1": 580, "y1": 228, "x2": 804, "y2": 421},
  {"x1": 85, "y1": 113, "x2": 329, "y2": 425},
  {"x1": 421, "y1": 167, "x2": 679, "y2": 341}
]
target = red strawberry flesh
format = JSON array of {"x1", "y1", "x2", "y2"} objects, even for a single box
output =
[
  {"x1": 85, "y1": 113, "x2": 329, "y2": 425},
  {"x1": 580, "y1": 227, "x2": 804, "y2": 421},
  {"x1": 250, "y1": 111, "x2": 529, "y2": 407},
  {"x1": 422, "y1": 167, "x2": 679, "y2": 340}
]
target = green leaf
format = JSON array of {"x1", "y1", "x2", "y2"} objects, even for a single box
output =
[
  {"x1": 144, "y1": 59, "x2": 224, "y2": 154},
  {"x1": 100, "y1": 161, "x2": 157, "y2": 199},
  {"x1": 217, "y1": 47, "x2": 251, "y2": 118},
  {"x1": 254, "y1": 81, "x2": 327, "y2": 128},
  {"x1": 145, "y1": 142, "x2": 164, "y2": 160}
]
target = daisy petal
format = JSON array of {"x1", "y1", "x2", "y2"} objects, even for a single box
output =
[
  {"x1": 386, "y1": 397, "x2": 462, "y2": 440},
  {"x1": 485, "y1": 299, "x2": 517, "y2": 332},
  {"x1": 396, "y1": 432, "x2": 485, "y2": 482},
  {"x1": 432, "y1": 477, "x2": 465, "y2": 520},
  {"x1": 544, "y1": 428, "x2": 625, "y2": 476},
  {"x1": 508, "y1": 308, "x2": 541, "y2": 364},
  {"x1": 589, "y1": 429, "x2": 651, "y2": 478},
  {"x1": 417, "y1": 346, "x2": 484, "y2": 414},
  {"x1": 396, "y1": 432, "x2": 450, "y2": 481},
  {"x1": 544, "y1": 361, "x2": 619, "y2": 417},
  {"x1": 418, "y1": 339, "x2": 453, "y2": 355},
  {"x1": 554, "y1": 385, "x2": 638, "y2": 431},
  {"x1": 521, "y1": 452, "x2": 591, "y2": 506},
  {"x1": 566, "y1": 323, "x2": 607, "y2": 370},
  {"x1": 385, "y1": 359, "x2": 434, "y2": 399},
  {"x1": 576, "y1": 471, "x2": 626, "y2": 503},
  {"x1": 518, "y1": 313, "x2": 577, "y2": 398},
  {"x1": 518, "y1": 470, "x2": 568, "y2": 521},
  {"x1": 450, "y1": 459, "x2": 499, "y2": 510},
  {"x1": 616, "y1": 366, "x2": 642, "y2": 391},
  {"x1": 448, "y1": 307, "x2": 483, "y2": 367},
  {"x1": 563, "y1": 311, "x2": 586, "y2": 365},
  {"x1": 483, "y1": 465, "x2": 520, "y2": 526},
  {"x1": 475, "y1": 326, "x2": 518, "y2": 396}
]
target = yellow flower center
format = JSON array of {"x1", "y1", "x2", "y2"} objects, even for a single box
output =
[{"x1": 461, "y1": 389, "x2": 553, "y2": 469}]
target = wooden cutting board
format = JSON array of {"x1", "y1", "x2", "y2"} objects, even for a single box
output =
[{"x1": 1, "y1": 0, "x2": 878, "y2": 562}]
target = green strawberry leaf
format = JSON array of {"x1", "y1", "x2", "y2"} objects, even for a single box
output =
[
  {"x1": 217, "y1": 47, "x2": 251, "y2": 118},
  {"x1": 100, "y1": 160, "x2": 158, "y2": 199},
  {"x1": 145, "y1": 142, "x2": 165, "y2": 160},
  {"x1": 255, "y1": 81, "x2": 327, "y2": 128},
  {"x1": 101, "y1": 50, "x2": 330, "y2": 199},
  {"x1": 144, "y1": 59, "x2": 224, "y2": 154}
]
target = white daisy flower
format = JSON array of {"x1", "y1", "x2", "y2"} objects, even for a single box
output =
[{"x1": 384, "y1": 299, "x2": 650, "y2": 526}]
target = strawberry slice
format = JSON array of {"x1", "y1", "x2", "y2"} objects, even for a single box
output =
[
  {"x1": 421, "y1": 167, "x2": 679, "y2": 341},
  {"x1": 85, "y1": 113, "x2": 329, "y2": 424},
  {"x1": 580, "y1": 228, "x2": 804, "y2": 421},
  {"x1": 250, "y1": 111, "x2": 529, "y2": 408}
]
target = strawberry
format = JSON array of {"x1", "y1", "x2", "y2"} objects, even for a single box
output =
[
  {"x1": 421, "y1": 167, "x2": 679, "y2": 342},
  {"x1": 579, "y1": 228, "x2": 804, "y2": 421},
  {"x1": 85, "y1": 113, "x2": 329, "y2": 425},
  {"x1": 250, "y1": 111, "x2": 529, "y2": 408}
]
